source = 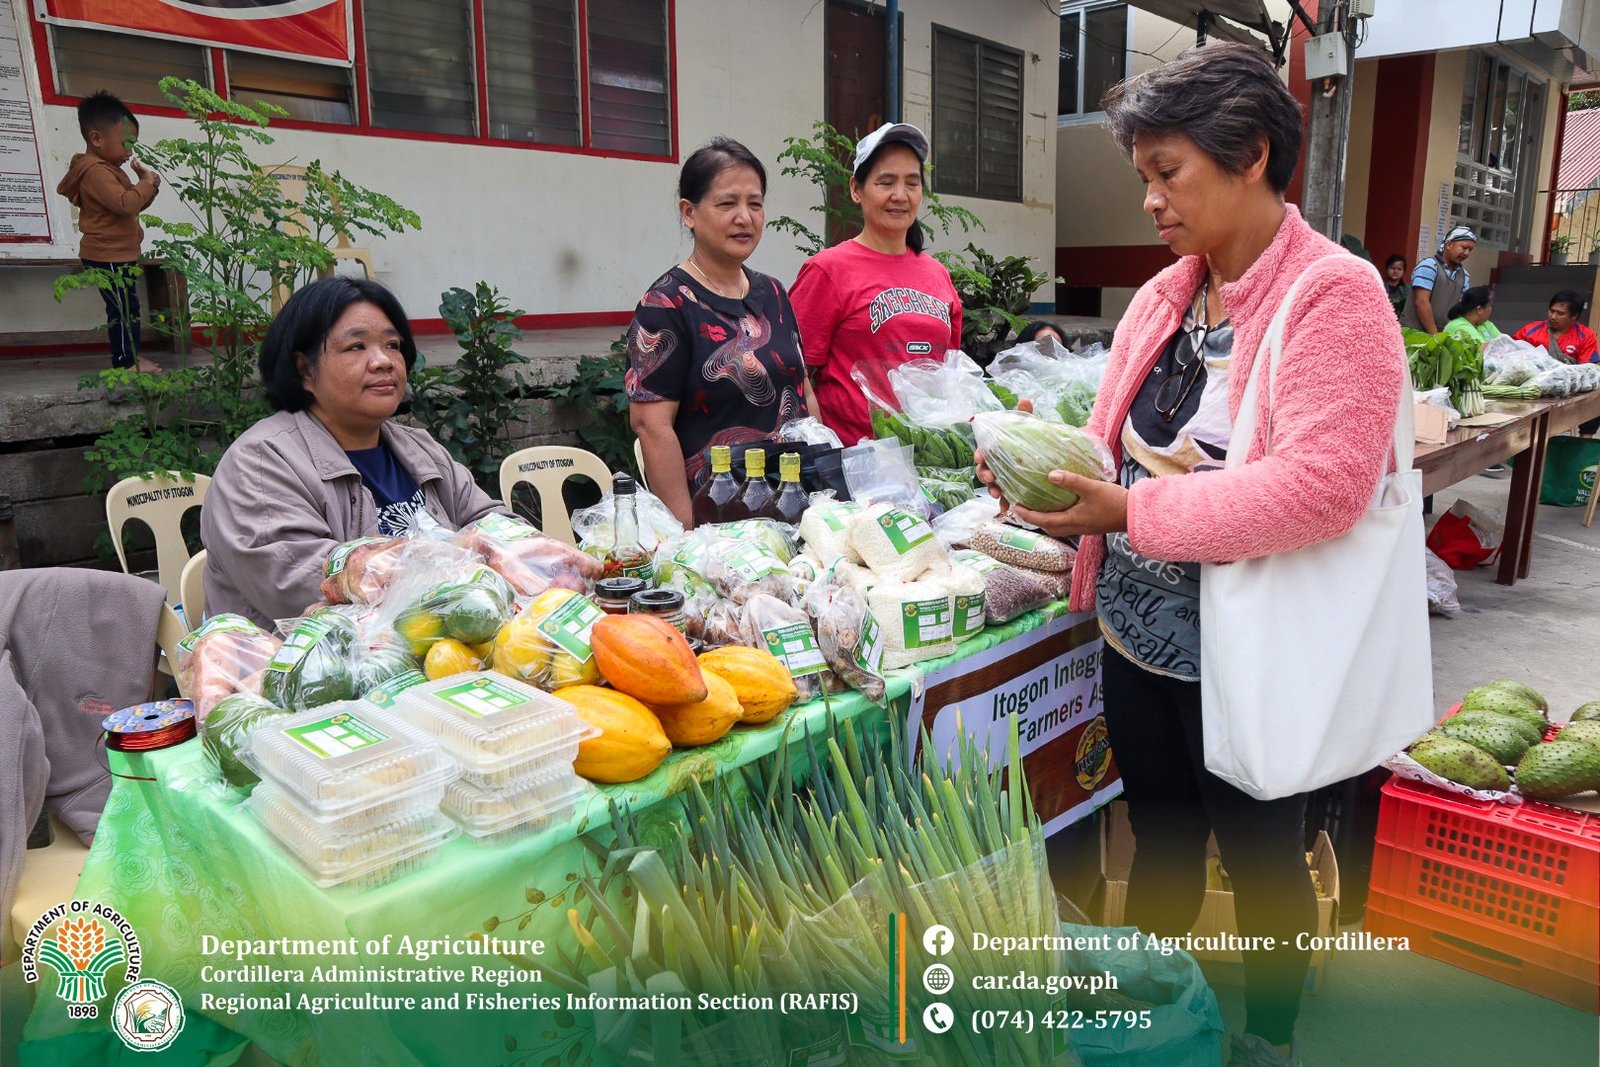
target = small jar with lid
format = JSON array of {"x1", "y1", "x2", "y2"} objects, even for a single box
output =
[
  {"x1": 594, "y1": 576, "x2": 647, "y2": 615},
  {"x1": 629, "y1": 588, "x2": 687, "y2": 633}
]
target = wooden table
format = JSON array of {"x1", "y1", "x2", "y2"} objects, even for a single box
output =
[{"x1": 1413, "y1": 392, "x2": 1600, "y2": 586}]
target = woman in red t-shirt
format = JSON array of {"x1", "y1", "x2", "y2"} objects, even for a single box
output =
[{"x1": 790, "y1": 123, "x2": 963, "y2": 444}]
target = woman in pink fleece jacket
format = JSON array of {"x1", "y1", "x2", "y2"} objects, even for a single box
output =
[{"x1": 983, "y1": 46, "x2": 1405, "y2": 1067}]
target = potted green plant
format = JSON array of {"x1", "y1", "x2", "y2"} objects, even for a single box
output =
[
  {"x1": 1550, "y1": 234, "x2": 1572, "y2": 265},
  {"x1": 1587, "y1": 238, "x2": 1600, "y2": 266}
]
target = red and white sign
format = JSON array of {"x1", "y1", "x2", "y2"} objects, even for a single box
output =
[{"x1": 37, "y1": 0, "x2": 353, "y2": 66}]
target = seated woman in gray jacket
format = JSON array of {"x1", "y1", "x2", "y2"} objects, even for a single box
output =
[{"x1": 201, "y1": 277, "x2": 506, "y2": 628}]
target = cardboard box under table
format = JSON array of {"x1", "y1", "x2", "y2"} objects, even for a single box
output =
[{"x1": 1098, "y1": 800, "x2": 1341, "y2": 992}]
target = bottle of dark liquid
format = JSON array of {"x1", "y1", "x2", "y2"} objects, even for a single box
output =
[
  {"x1": 764, "y1": 452, "x2": 807, "y2": 524},
  {"x1": 731, "y1": 448, "x2": 772, "y2": 521},
  {"x1": 603, "y1": 475, "x2": 654, "y2": 581},
  {"x1": 691, "y1": 444, "x2": 740, "y2": 527}
]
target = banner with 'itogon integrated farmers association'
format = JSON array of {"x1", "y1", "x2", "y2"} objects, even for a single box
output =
[{"x1": 38, "y1": 0, "x2": 352, "y2": 65}]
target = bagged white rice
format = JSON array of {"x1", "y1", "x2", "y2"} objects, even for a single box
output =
[
  {"x1": 798, "y1": 500, "x2": 864, "y2": 567},
  {"x1": 849, "y1": 503, "x2": 946, "y2": 582},
  {"x1": 868, "y1": 578, "x2": 956, "y2": 670},
  {"x1": 945, "y1": 563, "x2": 987, "y2": 642}
]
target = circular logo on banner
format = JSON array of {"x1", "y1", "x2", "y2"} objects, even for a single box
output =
[
  {"x1": 20, "y1": 900, "x2": 141, "y2": 1020},
  {"x1": 1074, "y1": 715, "x2": 1113, "y2": 792},
  {"x1": 158, "y1": 0, "x2": 343, "y2": 18},
  {"x1": 111, "y1": 980, "x2": 186, "y2": 1052}
]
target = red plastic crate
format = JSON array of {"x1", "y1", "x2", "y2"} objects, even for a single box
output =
[{"x1": 1367, "y1": 776, "x2": 1600, "y2": 1011}]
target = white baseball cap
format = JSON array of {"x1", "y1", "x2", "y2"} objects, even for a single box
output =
[{"x1": 852, "y1": 122, "x2": 930, "y2": 174}]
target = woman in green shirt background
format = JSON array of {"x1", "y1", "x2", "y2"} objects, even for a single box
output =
[{"x1": 1442, "y1": 286, "x2": 1500, "y2": 346}]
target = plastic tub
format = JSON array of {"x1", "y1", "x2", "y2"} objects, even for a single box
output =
[
  {"x1": 240, "y1": 702, "x2": 456, "y2": 819},
  {"x1": 390, "y1": 672, "x2": 597, "y2": 775},
  {"x1": 442, "y1": 766, "x2": 592, "y2": 840},
  {"x1": 248, "y1": 782, "x2": 456, "y2": 888}
]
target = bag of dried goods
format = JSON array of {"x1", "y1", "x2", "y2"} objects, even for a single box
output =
[
  {"x1": 970, "y1": 521, "x2": 1076, "y2": 572},
  {"x1": 737, "y1": 593, "x2": 830, "y2": 701},
  {"x1": 454, "y1": 514, "x2": 603, "y2": 597},
  {"x1": 804, "y1": 577, "x2": 887, "y2": 704},
  {"x1": 944, "y1": 563, "x2": 987, "y2": 642},
  {"x1": 849, "y1": 502, "x2": 947, "y2": 582},
  {"x1": 177, "y1": 614, "x2": 283, "y2": 718},
  {"x1": 868, "y1": 578, "x2": 956, "y2": 670},
  {"x1": 798, "y1": 497, "x2": 865, "y2": 567},
  {"x1": 201, "y1": 691, "x2": 291, "y2": 788},
  {"x1": 972, "y1": 411, "x2": 1114, "y2": 512},
  {"x1": 490, "y1": 588, "x2": 605, "y2": 690},
  {"x1": 951, "y1": 550, "x2": 1054, "y2": 624},
  {"x1": 320, "y1": 536, "x2": 407, "y2": 605}
]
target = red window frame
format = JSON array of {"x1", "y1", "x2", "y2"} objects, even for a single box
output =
[{"x1": 28, "y1": 0, "x2": 678, "y2": 163}]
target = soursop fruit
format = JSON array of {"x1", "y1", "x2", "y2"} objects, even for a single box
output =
[
  {"x1": 1446, "y1": 710, "x2": 1544, "y2": 748},
  {"x1": 1409, "y1": 737, "x2": 1512, "y2": 790},
  {"x1": 1436, "y1": 718, "x2": 1534, "y2": 765},
  {"x1": 1514, "y1": 741, "x2": 1600, "y2": 800},
  {"x1": 1571, "y1": 702, "x2": 1600, "y2": 723},
  {"x1": 1460, "y1": 686, "x2": 1547, "y2": 729},
  {"x1": 1555, "y1": 720, "x2": 1600, "y2": 752}
]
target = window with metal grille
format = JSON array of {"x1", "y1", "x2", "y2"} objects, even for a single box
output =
[
  {"x1": 588, "y1": 0, "x2": 672, "y2": 155},
  {"x1": 1451, "y1": 51, "x2": 1529, "y2": 247},
  {"x1": 484, "y1": 0, "x2": 581, "y2": 146},
  {"x1": 932, "y1": 26, "x2": 1023, "y2": 201},
  {"x1": 364, "y1": 0, "x2": 478, "y2": 136},
  {"x1": 1058, "y1": 3, "x2": 1127, "y2": 119}
]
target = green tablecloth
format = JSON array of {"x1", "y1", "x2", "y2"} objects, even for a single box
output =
[{"x1": 19, "y1": 609, "x2": 1079, "y2": 1066}]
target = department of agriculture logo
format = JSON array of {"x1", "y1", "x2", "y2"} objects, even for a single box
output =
[
  {"x1": 21, "y1": 901, "x2": 141, "y2": 1019},
  {"x1": 112, "y1": 980, "x2": 185, "y2": 1052},
  {"x1": 1074, "y1": 716, "x2": 1112, "y2": 791}
]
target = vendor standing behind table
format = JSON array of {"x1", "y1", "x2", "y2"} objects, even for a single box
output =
[
  {"x1": 1441, "y1": 286, "x2": 1501, "y2": 346},
  {"x1": 201, "y1": 277, "x2": 506, "y2": 628},
  {"x1": 1513, "y1": 289, "x2": 1598, "y2": 364},
  {"x1": 1400, "y1": 226, "x2": 1476, "y2": 334},
  {"x1": 626, "y1": 138, "x2": 815, "y2": 526},
  {"x1": 790, "y1": 123, "x2": 963, "y2": 444}
]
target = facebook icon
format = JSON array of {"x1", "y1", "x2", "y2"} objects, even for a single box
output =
[{"x1": 922, "y1": 924, "x2": 955, "y2": 957}]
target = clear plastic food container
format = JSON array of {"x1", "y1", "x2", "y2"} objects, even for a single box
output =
[
  {"x1": 240, "y1": 702, "x2": 457, "y2": 819},
  {"x1": 442, "y1": 766, "x2": 593, "y2": 841},
  {"x1": 390, "y1": 673, "x2": 598, "y2": 775},
  {"x1": 248, "y1": 782, "x2": 457, "y2": 888}
]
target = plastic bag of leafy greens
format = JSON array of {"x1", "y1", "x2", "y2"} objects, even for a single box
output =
[
  {"x1": 201, "y1": 691, "x2": 292, "y2": 788},
  {"x1": 973, "y1": 411, "x2": 1114, "y2": 513},
  {"x1": 886, "y1": 349, "x2": 1004, "y2": 427},
  {"x1": 261, "y1": 607, "x2": 362, "y2": 711}
]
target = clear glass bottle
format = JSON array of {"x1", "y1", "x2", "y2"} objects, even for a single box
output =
[
  {"x1": 764, "y1": 452, "x2": 807, "y2": 524},
  {"x1": 602, "y1": 475, "x2": 654, "y2": 581},
  {"x1": 733, "y1": 448, "x2": 773, "y2": 521},
  {"x1": 691, "y1": 444, "x2": 741, "y2": 528}
]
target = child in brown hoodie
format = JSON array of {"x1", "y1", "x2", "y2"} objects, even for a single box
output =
[{"x1": 55, "y1": 91, "x2": 161, "y2": 371}]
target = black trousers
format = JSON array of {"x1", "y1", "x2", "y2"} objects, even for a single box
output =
[
  {"x1": 82, "y1": 259, "x2": 140, "y2": 368},
  {"x1": 1101, "y1": 649, "x2": 1316, "y2": 1046}
]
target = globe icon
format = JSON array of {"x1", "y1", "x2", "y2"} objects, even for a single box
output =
[{"x1": 924, "y1": 964, "x2": 954, "y2": 994}]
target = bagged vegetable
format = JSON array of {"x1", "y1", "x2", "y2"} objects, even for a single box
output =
[
  {"x1": 490, "y1": 588, "x2": 605, "y2": 690},
  {"x1": 972, "y1": 411, "x2": 1114, "y2": 512},
  {"x1": 570, "y1": 488, "x2": 684, "y2": 556},
  {"x1": 380, "y1": 560, "x2": 519, "y2": 658},
  {"x1": 849, "y1": 502, "x2": 947, "y2": 582},
  {"x1": 804, "y1": 576, "x2": 887, "y2": 704},
  {"x1": 970, "y1": 521, "x2": 1076, "y2": 572},
  {"x1": 868, "y1": 578, "x2": 956, "y2": 670},
  {"x1": 737, "y1": 593, "x2": 829, "y2": 701},
  {"x1": 455, "y1": 513, "x2": 603, "y2": 597},
  {"x1": 201, "y1": 691, "x2": 291, "y2": 788},
  {"x1": 659, "y1": 524, "x2": 799, "y2": 604},
  {"x1": 261, "y1": 608, "x2": 360, "y2": 711},
  {"x1": 798, "y1": 497, "x2": 865, "y2": 567},
  {"x1": 989, "y1": 340, "x2": 1107, "y2": 427},
  {"x1": 884, "y1": 350, "x2": 1005, "y2": 427},
  {"x1": 176, "y1": 614, "x2": 283, "y2": 719},
  {"x1": 714, "y1": 519, "x2": 798, "y2": 562},
  {"x1": 917, "y1": 466, "x2": 978, "y2": 513},
  {"x1": 320, "y1": 536, "x2": 407, "y2": 605},
  {"x1": 932, "y1": 495, "x2": 1001, "y2": 548}
]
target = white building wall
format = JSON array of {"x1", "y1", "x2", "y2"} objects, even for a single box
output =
[{"x1": 1, "y1": 0, "x2": 1058, "y2": 336}]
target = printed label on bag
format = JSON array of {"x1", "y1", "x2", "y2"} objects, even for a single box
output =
[
  {"x1": 820, "y1": 503, "x2": 862, "y2": 532},
  {"x1": 472, "y1": 514, "x2": 537, "y2": 542},
  {"x1": 878, "y1": 508, "x2": 934, "y2": 555},
  {"x1": 432, "y1": 677, "x2": 535, "y2": 718},
  {"x1": 285, "y1": 712, "x2": 389, "y2": 759},
  {"x1": 267, "y1": 616, "x2": 335, "y2": 673},
  {"x1": 761, "y1": 623, "x2": 826, "y2": 676},
  {"x1": 363, "y1": 670, "x2": 427, "y2": 709},
  {"x1": 992, "y1": 527, "x2": 1047, "y2": 552},
  {"x1": 951, "y1": 550, "x2": 1003, "y2": 575},
  {"x1": 853, "y1": 614, "x2": 884, "y2": 673},
  {"x1": 178, "y1": 613, "x2": 258, "y2": 654},
  {"x1": 953, "y1": 592, "x2": 986, "y2": 639},
  {"x1": 324, "y1": 536, "x2": 387, "y2": 577},
  {"x1": 537, "y1": 596, "x2": 603, "y2": 661},
  {"x1": 901, "y1": 597, "x2": 952, "y2": 648},
  {"x1": 726, "y1": 542, "x2": 786, "y2": 581}
]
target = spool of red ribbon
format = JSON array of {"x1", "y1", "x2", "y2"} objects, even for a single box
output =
[{"x1": 102, "y1": 699, "x2": 197, "y2": 752}]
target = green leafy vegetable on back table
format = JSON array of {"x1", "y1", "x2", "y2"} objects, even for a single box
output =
[
  {"x1": 1403, "y1": 327, "x2": 1485, "y2": 417},
  {"x1": 869, "y1": 408, "x2": 976, "y2": 469}
]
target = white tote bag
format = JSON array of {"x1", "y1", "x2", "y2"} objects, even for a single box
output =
[{"x1": 1199, "y1": 268, "x2": 1435, "y2": 801}]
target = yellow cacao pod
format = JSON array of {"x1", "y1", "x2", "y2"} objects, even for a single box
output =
[
  {"x1": 591, "y1": 614, "x2": 707, "y2": 705},
  {"x1": 697, "y1": 646, "x2": 798, "y2": 724},
  {"x1": 650, "y1": 670, "x2": 743, "y2": 748},
  {"x1": 554, "y1": 685, "x2": 671, "y2": 783}
]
